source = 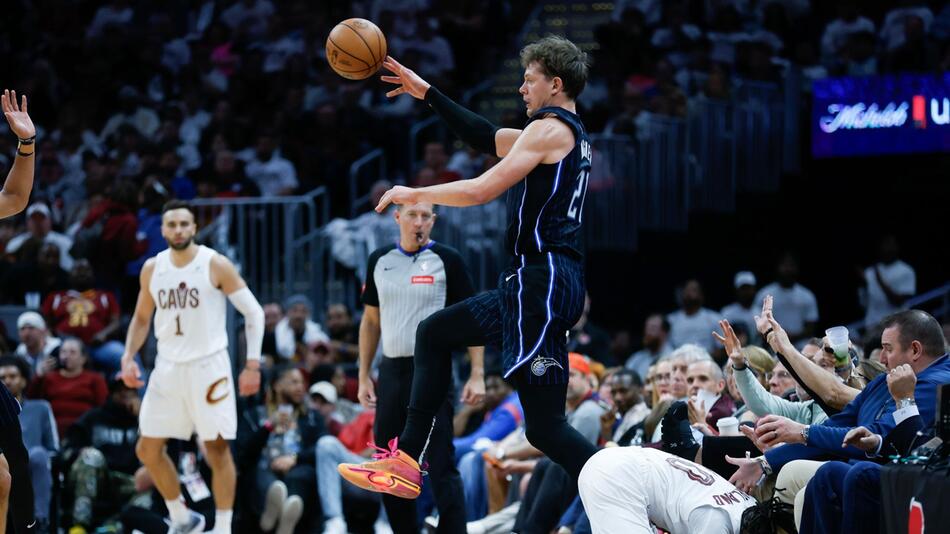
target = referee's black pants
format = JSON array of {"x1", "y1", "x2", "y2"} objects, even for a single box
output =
[{"x1": 375, "y1": 357, "x2": 465, "y2": 534}]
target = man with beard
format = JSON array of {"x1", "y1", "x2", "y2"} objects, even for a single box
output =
[
  {"x1": 120, "y1": 200, "x2": 265, "y2": 534},
  {"x1": 42, "y1": 259, "x2": 125, "y2": 374},
  {"x1": 0, "y1": 88, "x2": 40, "y2": 534}
]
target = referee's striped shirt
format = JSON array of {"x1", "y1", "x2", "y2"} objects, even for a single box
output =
[{"x1": 362, "y1": 241, "x2": 474, "y2": 358}]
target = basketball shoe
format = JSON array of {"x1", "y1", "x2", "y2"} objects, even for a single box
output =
[{"x1": 338, "y1": 437, "x2": 423, "y2": 499}]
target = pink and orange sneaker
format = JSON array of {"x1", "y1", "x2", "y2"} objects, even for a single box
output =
[{"x1": 337, "y1": 438, "x2": 423, "y2": 499}]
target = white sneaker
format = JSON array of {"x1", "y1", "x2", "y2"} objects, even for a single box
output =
[
  {"x1": 322, "y1": 516, "x2": 347, "y2": 534},
  {"x1": 276, "y1": 495, "x2": 304, "y2": 534},
  {"x1": 260, "y1": 481, "x2": 288, "y2": 531},
  {"x1": 169, "y1": 511, "x2": 206, "y2": 534},
  {"x1": 373, "y1": 517, "x2": 393, "y2": 534}
]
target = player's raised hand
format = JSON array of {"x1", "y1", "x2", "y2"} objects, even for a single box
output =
[
  {"x1": 375, "y1": 185, "x2": 420, "y2": 212},
  {"x1": 2, "y1": 90, "x2": 35, "y2": 140},
  {"x1": 380, "y1": 56, "x2": 431, "y2": 99},
  {"x1": 120, "y1": 356, "x2": 145, "y2": 389}
]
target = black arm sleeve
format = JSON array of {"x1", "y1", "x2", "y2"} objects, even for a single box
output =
[
  {"x1": 425, "y1": 87, "x2": 500, "y2": 155},
  {"x1": 774, "y1": 350, "x2": 841, "y2": 417},
  {"x1": 435, "y1": 244, "x2": 476, "y2": 305}
]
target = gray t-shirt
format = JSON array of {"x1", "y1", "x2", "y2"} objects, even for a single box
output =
[{"x1": 568, "y1": 398, "x2": 607, "y2": 444}]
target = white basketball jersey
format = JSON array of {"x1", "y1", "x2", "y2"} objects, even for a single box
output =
[
  {"x1": 642, "y1": 448, "x2": 753, "y2": 533},
  {"x1": 148, "y1": 245, "x2": 228, "y2": 362}
]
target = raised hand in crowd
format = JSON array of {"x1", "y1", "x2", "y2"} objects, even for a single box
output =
[{"x1": 713, "y1": 319, "x2": 744, "y2": 368}]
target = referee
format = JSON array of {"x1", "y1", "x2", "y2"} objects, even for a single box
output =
[{"x1": 356, "y1": 201, "x2": 483, "y2": 534}]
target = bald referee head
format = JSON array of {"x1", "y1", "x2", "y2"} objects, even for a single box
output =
[{"x1": 394, "y1": 202, "x2": 436, "y2": 251}]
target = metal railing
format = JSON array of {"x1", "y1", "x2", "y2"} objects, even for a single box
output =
[
  {"x1": 190, "y1": 187, "x2": 330, "y2": 308},
  {"x1": 349, "y1": 148, "x2": 386, "y2": 217}
]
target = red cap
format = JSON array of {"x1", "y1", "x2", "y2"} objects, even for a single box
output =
[{"x1": 569, "y1": 353, "x2": 591, "y2": 376}]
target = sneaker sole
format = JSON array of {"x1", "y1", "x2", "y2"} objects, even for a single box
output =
[
  {"x1": 260, "y1": 481, "x2": 288, "y2": 531},
  {"x1": 338, "y1": 464, "x2": 421, "y2": 499},
  {"x1": 276, "y1": 496, "x2": 304, "y2": 534}
]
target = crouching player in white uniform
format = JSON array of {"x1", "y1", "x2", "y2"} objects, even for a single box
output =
[
  {"x1": 578, "y1": 447, "x2": 755, "y2": 534},
  {"x1": 121, "y1": 200, "x2": 265, "y2": 534}
]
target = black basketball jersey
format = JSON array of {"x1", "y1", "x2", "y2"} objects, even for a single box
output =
[{"x1": 505, "y1": 106, "x2": 592, "y2": 260}]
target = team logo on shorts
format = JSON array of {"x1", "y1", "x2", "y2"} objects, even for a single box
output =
[
  {"x1": 206, "y1": 377, "x2": 230, "y2": 404},
  {"x1": 530, "y1": 356, "x2": 564, "y2": 376}
]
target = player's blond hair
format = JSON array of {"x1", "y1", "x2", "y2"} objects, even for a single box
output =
[{"x1": 520, "y1": 35, "x2": 589, "y2": 99}]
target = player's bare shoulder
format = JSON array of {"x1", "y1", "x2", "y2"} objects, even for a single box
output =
[
  {"x1": 524, "y1": 116, "x2": 575, "y2": 163},
  {"x1": 140, "y1": 256, "x2": 158, "y2": 282}
]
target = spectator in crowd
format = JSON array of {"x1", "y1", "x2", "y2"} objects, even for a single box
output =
[
  {"x1": 5, "y1": 202, "x2": 73, "y2": 270},
  {"x1": 14, "y1": 311, "x2": 62, "y2": 378},
  {"x1": 98, "y1": 86, "x2": 160, "y2": 143},
  {"x1": 860, "y1": 235, "x2": 916, "y2": 330},
  {"x1": 755, "y1": 253, "x2": 818, "y2": 343},
  {"x1": 567, "y1": 294, "x2": 614, "y2": 365},
  {"x1": 61, "y1": 377, "x2": 141, "y2": 533},
  {"x1": 599, "y1": 369, "x2": 650, "y2": 446},
  {"x1": 261, "y1": 302, "x2": 283, "y2": 363},
  {"x1": 820, "y1": 0, "x2": 875, "y2": 59},
  {"x1": 274, "y1": 294, "x2": 328, "y2": 361},
  {"x1": 308, "y1": 381, "x2": 345, "y2": 434},
  {"x1": 220, "y1": 0, "x2": 276, "y2": 40},
  {"x1": 768, "y1": 361, "x2": 798, "y2": 397},
  {"x1": 563, "y1": 353, "x2": 608, "y2": 444},
  {"x1": 3, "y1": 241, "x2": 70, "y2": 307},
  {"x1": 667, "y1": 279, "x2": 720, "y2": 352},
  {"x1": 42, "y1": 259, "x2": 125, "y2": 374},
  {"x1": 727, "y1": 309, "x2": 950, "y2": 504},
  {"x1": 324, "y1": 303, "x2": 359, "y2": 363},
  {"x1": 236, "y1": 366, "x2": 323, "y2": 534},
  {"x1": 401, "y1": 13, "x2": 456, "y2": 79},
  {"x1": 453, "y1": 371, "x2": 523, "y2": 461},
  {"x1": 625, "y1": 313, "x2": 673, "y2": 381},
  {"x1": 413, "y1": 141, "x2": 462, "y2": 186},
  {"x1": 720, "y1": 271, "x2": 758, "y2": 344},
  {"x1": 241, "y1": 131, "x2": 298, "y2": 197},
  {"x1": 28, "y1": 337, "x2": 108, "y2": 437},
  {"x1": 685, "y1": 358, "x2": 735, "y2": 431},
  {"x1": 717, "y1": 321, "x2": 827, "y2": 426},
  {"x1": 880, "y1": 1, "x2": 934, "y2": 51},
  {"x1": 0, "y1": 355, "x2": 58, "y2": 532},
  {"x1": 76, "y1": 180, "x2": 146, "y2": 291}
]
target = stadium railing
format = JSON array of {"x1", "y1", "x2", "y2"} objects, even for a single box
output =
[
  {"x1": 349, "y1": 148, "x2": 387, "y2": 217},
  {"x1": 845, "y1": 281, "x2": 950, "y2": 340}
]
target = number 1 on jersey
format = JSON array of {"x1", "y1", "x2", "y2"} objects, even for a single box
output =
[{"x1": 175, "y1": 314, "x2": 183, "y2": 336}]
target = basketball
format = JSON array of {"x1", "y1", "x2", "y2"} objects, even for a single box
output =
[{"x1": 326, "y1": 18, "x2": 387, "y2": 80}]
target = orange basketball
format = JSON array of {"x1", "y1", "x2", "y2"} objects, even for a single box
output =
[{"x1": 326, "y1": 18, "x2": 387, "y2": 80}]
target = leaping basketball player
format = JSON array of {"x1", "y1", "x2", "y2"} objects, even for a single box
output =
[
  {"x1": 339, "y1": 36, "x2": 599, "y2": 499},
  {"x1": 121, "y1": 200, "x2": 265, "y2": 534}
]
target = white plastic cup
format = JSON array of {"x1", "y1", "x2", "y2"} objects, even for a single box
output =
[
  {"x1": 717, "y1": 417, "x2": 740, "y2": 436},
  {"x1": 825, "y1": 326, "x2": 851, "y2": 365}
]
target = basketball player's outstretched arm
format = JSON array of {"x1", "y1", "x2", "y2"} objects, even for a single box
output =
[
  {"x1": 376, "y1": 118, "x2": 573, "y2": 211},
  {"x1": 121, "y1": 260, "x2": 158, "y2": 388},
  {"x1": 380, "y1": 56, "x2": 522, "y2": 157},
  {"x1": 0, "y1": 90, "x2": 36, "y2": 219},
  {"x1": 210, "y1": 254, "x2": 265, "y2": 396}
]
